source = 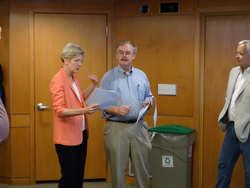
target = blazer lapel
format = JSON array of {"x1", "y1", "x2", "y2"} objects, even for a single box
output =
[
  {"x1": 59, "y1": 67, "x2": 83, "y2": 107},
  {"x1": 227, "y1": 68, "x2": 240, "y2": 101},
  {"x1": 237, "y1": 72, "x2": 250, "y2": 98}
]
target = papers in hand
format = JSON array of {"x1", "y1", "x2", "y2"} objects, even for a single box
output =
[
  {"x1": 86, "y1": 88, "x2": 119, "y2": 110},
  {"x1": 136, "y1": 103, "x2": 150, "y2": 123},
  {"x1": 136, "y1": 96, "x2": 157, "y2": 127},
  {"x1": 136, "y1": 96, "x2": 153, "y2": 123}
]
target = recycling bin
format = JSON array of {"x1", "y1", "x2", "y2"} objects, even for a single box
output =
[{"x1": 148, "y1": 125, "x2": 195, "y2": 188}]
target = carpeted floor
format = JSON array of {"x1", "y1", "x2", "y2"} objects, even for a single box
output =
[{"x1": 0, "y1": 181, "x2": 146, "y2": 188}]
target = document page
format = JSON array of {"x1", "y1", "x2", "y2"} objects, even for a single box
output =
[
  {"x1": 86, "y1": 88, "x2": 119, "y2": 110},
  {"x1": 136, "y1": 96, "x2": 157, "y2": 127},
  {"x1": 136, "y1": 102, "x2": 151, "y2": 123}
]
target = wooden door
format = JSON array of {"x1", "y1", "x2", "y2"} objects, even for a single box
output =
[
  {"x1": 34, "y1": 13, "x2": 107, "y2": 181},
  {"x1": 203, "y1": 14, "x2": 250, "y2": 187}
]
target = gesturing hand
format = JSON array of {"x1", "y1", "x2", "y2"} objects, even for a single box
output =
[
  {"x1": 117, "y1": 105, "x2": 131, "y2": 116},
  {"x1": 87, "y1": 74, "x2": 98, "y2": 86}
]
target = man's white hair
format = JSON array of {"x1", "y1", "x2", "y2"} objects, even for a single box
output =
[{"x1": 239, "y1": 40, "x2": 250, "y2": 55}]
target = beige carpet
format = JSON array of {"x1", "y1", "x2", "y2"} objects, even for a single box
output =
[{"x1": 0, "y1": 181, "x2": 144, "y2": 188}]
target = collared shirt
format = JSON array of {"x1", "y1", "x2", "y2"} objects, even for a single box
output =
[
  {"x1": 228, "y1": 66, "x2": 250, "y2": 121},
  {"x1": 99, "y1": 65, "x2": 152, "y2": 121}
]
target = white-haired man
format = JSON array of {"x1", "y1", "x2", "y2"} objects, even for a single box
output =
[{"x1": 217, "y1": 40, "x2": 250, "y2": 188}]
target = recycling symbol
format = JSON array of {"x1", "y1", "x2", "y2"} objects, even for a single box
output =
[
  {"x1": 162, "y1": 156, "x2": 173, "y2": 167},
  {"x1": 165, "y1": 157, "x2": 171, "y2": 164}
]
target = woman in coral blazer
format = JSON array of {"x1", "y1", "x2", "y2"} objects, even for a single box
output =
[{"x1": 50, "y1": 43, "x2": 100, "y2": 188}]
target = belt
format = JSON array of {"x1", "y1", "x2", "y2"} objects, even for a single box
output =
[
  {"x1": 228, "y1": 121, "x2": 234, "y2": 124},
  {"x1": 107, "y1": 119, "x2": 137, "y2": 124}
]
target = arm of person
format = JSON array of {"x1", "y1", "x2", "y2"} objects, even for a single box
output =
[
  {"x1": 50, "y1": 75, "x2": 100, "y2": 118},
  {"x1": 60, "y1": 104, "x2": 100, "y2": 117},
  {"x1": 83, "y1": 74, "x2": 98, "y2": 98},
  {"x1": 105, "y1": 105, "x2": 131, "y2": 116}
]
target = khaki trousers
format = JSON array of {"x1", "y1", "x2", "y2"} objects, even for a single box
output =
[{"x1": 103, "y1": 120, "x2": 151, "y2": 188}]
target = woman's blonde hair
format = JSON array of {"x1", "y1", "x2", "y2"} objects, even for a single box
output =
[{"x1": 61, "y1": 43, "x2": 84, "y2": 63}]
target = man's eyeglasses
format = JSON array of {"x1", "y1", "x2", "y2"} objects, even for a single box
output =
[{"x1": 118, "y1": 51, "x2": 133, "y2": 56}]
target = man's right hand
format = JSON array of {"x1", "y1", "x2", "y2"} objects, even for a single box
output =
[
  {"x1": 104, "y1": 105, "x2": 131, "y2": 115},
  {"x1": 117, "y1": 105, "x2": 131, "y2": 116}
]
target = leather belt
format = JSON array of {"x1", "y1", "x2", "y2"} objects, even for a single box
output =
[
  {"x1": 107, "y1": 119, "x2": 137, "y2": 124},
  {"x1": 228, "y1": 121, "x2": 234, "y2": 124}
]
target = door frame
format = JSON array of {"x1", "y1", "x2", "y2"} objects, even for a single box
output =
[
  {"x1": 194, "y1": 5, "x2": 250, "y2": 188},
  {"x1": 28, "y1": 7, "x2": 114, "y2": 184}
]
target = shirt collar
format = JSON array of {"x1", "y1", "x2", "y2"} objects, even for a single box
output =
[
  {"x1": 239, "y1": 66, "x2": 250, "y2": 74},
  {"x1": 117, "y1": 64, "x2": 134, "y2": 75}
]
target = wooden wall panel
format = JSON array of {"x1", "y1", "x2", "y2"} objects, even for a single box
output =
[
  {"x1": 64, "y1": 1, "x2": 114, "y2": 72},
  {"x1": 64, "y1": 1, "x2": 114, "y2": 9},
  {"x1": 11, "y1": 4, "x2": 31, "y2": 115},
  {"x1": 0, "y1": 133, "x2": 11, "y2": 178},
  {"x1": 10, "y1": 1, "x2": 62, "y2": 114},
  {"x1": 12, "y1": 128, "x2": 30, "y2": 178},
  {"x1": 10, "y1": 115, "x2": 30, "y2": 128},
  {"x1": 0, "y1": 1, "x2": 10, "y2": 114},
  {"x1": 0, "y1": 115, "x2": 30, "y2": 181},
  {"x1": 199, "y1": 0, "x2": 250, "y2": 8},
  {"x1": 115, "y1": 16, "x2": 195, "y2": 117},
  {"x1": 115, "y1": 0, "x2": 198, "y2": 18},
  {"x1": 53, "y1": 0, "x2": 128, "y2": 1}
]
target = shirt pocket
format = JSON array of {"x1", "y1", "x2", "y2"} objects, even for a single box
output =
[{"x1": 138, "y1": 85, "x2": 146, "y2": 101}]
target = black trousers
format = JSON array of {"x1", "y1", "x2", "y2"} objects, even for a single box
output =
[{"x1": 55, "y1": 130, "x2": 88, "y2": 188}]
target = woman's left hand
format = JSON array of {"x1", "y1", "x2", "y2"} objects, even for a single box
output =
[{"x1": 87, "y1": 74, "x2": 98, "y2": 86}]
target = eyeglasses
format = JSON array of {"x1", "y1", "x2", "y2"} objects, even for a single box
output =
[
  {"x1": 73, "y1": 59, "x2": 84, "y2": 64},
  {"x1": 118, "y1": 51, "x2": 133, "y2": 56}
]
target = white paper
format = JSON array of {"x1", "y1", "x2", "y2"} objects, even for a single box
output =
[
  {"x1": 85, "y1": 88, "x2": 119, "y2": 110},
  {"x1": 136, "y1": 96, "x2": 157, "y2": 127},
  {"x1": 136, "y1": 102, "x2": 150, "y2": 123},
  {"x1": 153, "y1": 96, "x2": 157, "y2": 127}
]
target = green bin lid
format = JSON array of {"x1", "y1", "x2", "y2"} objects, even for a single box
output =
[{"x1": 148, "y1": 125, "x2": 195, "y2": 134}]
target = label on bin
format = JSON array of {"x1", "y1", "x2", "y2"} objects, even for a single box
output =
[
  {"x1": 162, "y1": 156, "x2": 173, "y2": 167},
  {"x1": 188, "y1": 146, "x2": 192, "y2": 158}
]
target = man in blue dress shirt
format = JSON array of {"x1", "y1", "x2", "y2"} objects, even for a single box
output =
[{"x1": 100, "y1": 41, "x2": 153, "y2": 188}]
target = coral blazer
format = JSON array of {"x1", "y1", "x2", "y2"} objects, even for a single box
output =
[{"x1": 50, "y1": 67, "x2": 89, "y2": 146}]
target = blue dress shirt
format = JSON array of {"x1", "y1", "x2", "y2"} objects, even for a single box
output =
[{"x1": 99, "y1": 65, "x2": 152, "y2": 121}]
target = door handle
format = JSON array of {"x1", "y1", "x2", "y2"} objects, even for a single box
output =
[{"x1": 37, "y1": 103, "x2": 50, "y2": 111}]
